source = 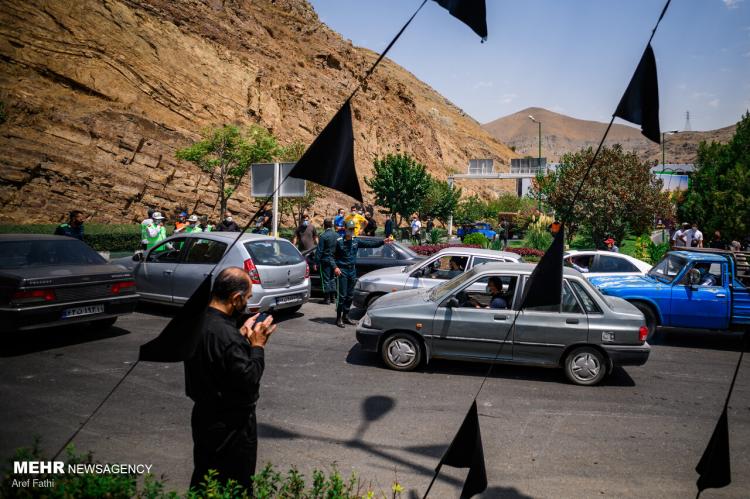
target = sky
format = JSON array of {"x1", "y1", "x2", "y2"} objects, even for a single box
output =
[{"x1": 308, "y1": 0, "x2": 750, "y2": 131}]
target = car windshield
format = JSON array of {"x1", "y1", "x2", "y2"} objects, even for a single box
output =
[
  {"x1": 648, "y1": 254, "x2": 686, "y2": 283},
  {"x1": 428, "y1": 268, "x2": 478, "y2": 301},
  {"x1": 244, "y1": 240, "x2": 303, "y2": 265},
  {"x1": 396, "y1": 242, "x2": 418, "y2": 259},
  {"x1": 0, "y1": 239, "x2": 107, "y2": 268}
]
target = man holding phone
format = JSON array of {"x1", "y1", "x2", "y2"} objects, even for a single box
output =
[{"x1": 185, "y1": 267, "x2": 277, "y2": 492}]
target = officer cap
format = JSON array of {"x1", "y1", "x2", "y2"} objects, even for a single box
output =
[{"x1": 346, "y1": 220, "x2": 357, "y2": 229}]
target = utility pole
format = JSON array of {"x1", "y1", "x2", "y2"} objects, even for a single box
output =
[{"x1": 528, "y1": 115, "x2": 542, "y2": 210}]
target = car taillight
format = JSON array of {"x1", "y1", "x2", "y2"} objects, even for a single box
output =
[
  {"x1": 243, "y1": 258, "x2": 262, "y2": 285},
  {"x1": 12, "y1": 289, "x2": 56, "y2": 304},
  {"x1": 305, "y1": 263, "x2": 310, "y2": 279},
  {"x1": 111, "y1": 280, "x2": 136, "y2": 294},
  {"x1": 639, "y1": 326, "x2": 649, "y2": 342}
]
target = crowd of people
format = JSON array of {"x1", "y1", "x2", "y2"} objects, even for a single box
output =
[{"x1": 670, "y1": 221, "x2": 746, "y2": 252}]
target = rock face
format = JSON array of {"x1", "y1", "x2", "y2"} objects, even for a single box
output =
[{"x1": 0, "y1": 0, "x2": 516, "y2": 224}]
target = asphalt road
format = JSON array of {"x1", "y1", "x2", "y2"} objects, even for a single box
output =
[{"x1": 1, "y1": 301, "x2": 748, "y2": 498}]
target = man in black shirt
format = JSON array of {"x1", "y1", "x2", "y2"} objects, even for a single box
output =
[
  {"x1": 185, "y1": 267, "x2": 277, "y2": 491},
  {"x1": 216, "y1": 211, "x2": 240, "y2": 232}
]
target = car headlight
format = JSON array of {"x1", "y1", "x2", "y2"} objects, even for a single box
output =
[{"x1": 362, "y1": 313, "x2": 372, "y2": 328}]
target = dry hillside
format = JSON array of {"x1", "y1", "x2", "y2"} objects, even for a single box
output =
[
  {"x1": 0, "y1": 0, "x2": 517, "y2": 225},
  {"x1": 482, "y1": 107, "x2": 736, "y2": 164}
]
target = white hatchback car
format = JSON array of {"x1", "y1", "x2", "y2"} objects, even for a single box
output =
[{"x1": 564, "y1": 250, "x2": 651, "y2": 278}]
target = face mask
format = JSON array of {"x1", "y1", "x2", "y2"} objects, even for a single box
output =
[
  {"x1": 303, "y1": 220, "x2": 309, "y2": 226},
  {"x1": 226, "y1": 217, "x2": 233, "y2": 223},
  {"x1": 232, "y1": 294, "x2": 248, "y2": 320}
]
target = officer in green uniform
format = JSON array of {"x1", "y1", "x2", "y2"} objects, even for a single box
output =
[
  {"x1": 327, "y1": 220, "x2": 393, "y2": 328},
  {"x1": 315, "y1": 218, "x2": 338, "y2": 305},
  {"x1": 145, "y1": 212, "x2": 167, "y2": 250}
]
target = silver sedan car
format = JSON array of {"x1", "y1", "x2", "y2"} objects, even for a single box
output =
[
  {"x1": 356, "y1": 263, "x2": 650, "y2": 386},
  {"x1": 124, "y1": 232, "x2": 310, "y2": 313},
  {"x1": 352, "y1": 247, "x2": 523, "y2": 309}
]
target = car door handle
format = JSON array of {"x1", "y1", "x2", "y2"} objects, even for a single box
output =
[
  {"x1": 494, "y1": 315, "x2": 507, "y2": 321},
  {"x1": 716, "y1": 293, "x2": 726, "y2": 298},
  {"x1": 163, "y1": 270, "x2": 173, "y2": 275},
  {"x1": 566, "y1": 318, "x2": 579, "y2": 324}
]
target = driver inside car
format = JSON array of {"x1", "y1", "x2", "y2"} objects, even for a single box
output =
[{"x1": 463, "y1": 277, "x2": 508, "y2": 309}]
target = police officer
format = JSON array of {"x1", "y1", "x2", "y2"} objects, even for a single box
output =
[
  {"x1": 315, "y1": 218, "x2": 338, "y2": 305},
  {"x1": 328, "y1": 220, "x2": 392, "y2": 328},
  {"x1": 54, "y1": 210, "x2": 85, "y2": 240},
  {"x1": 185, "y1": 267, "x2": 277, "y2": 491}
]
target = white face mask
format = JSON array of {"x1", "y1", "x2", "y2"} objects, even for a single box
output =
[{"x1": 226, "y1": 217, "x2": 233, "y2": 222}]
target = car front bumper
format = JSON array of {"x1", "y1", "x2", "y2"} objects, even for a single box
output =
[
  {"x1": 603, "y1": 343, "x2": 651, "y2": 366},
  {"x1": 246, "y1": 280, "x2": 311, "y2": 313},
  {"x1": 356, "y1": 318, "x2": 383, "y2": 352},
  {"x1": 352, "y1": 289, "x2": 370, "y2": 309},
  {"x1": 0, "y1": 295, "x2": 139, "y2": 332}
]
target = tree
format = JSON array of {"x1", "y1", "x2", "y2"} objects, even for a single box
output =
[
  {"x1": 678, "y1": 112, "x2": 750, "y2": 240},
  {"x1": 365, "y1": 154, "x2": 430, "y2": 226},
  {"x1": 419, "y1": 178, "x2": 462, "y2": 224},
  {"x1": 176, "y1": 124, "x2": 279, "y2": 215},
  {"x1": 530, "y1": 144, "x2": 673, "y2": 244},
  {"x1": 455, "y1": 195, "x2": 486, "y2": 223}
]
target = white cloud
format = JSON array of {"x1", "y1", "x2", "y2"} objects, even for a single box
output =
[
  {"x1": 708, "y1": 98, "x2": 720, "y2": 108},
  {"x1": 723, "y1": 0, "x2": 743, "y2": 9},
  {"x1": 472, "y1": 80, "x2": 494, "y2": 89},
  {"x1": 499, "y1": 93, "x2": 517, "y2": 104}
]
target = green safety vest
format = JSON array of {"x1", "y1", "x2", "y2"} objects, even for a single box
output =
[
  {"x1": 145, "y1": 225, "x2": 167, "y2": 249},
  {"x1": 184, "y1": 225, "x2": 202, "y2": 234}
]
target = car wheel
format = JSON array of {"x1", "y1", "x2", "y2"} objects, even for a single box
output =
[
  {"x1": 365, "y1": 293, "x2": 384, "y2": 309},
  {"x1": 564, "y1": 347, "x2": 607, "y2": 386},
  {"x1": 632, "y1": 302, "x2": 657, "y2": 340},
  {"x1": 381, "y1": 332, "x2": 422, "y2": 371},
  {"x1": 90, "y1": 317, "x2": 118, "y2": 329}
]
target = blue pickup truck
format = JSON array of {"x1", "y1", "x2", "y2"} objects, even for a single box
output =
[{"x1": 589, "y1": 249, "x2": 750, "y2": 338}]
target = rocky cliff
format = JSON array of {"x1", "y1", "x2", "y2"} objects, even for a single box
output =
[{"x1": 0, "y1": 0, "x2": 517, "y2": 224}]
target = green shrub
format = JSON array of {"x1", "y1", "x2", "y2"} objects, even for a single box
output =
[
  {"x1": 462, "y1": 232, "x2": 489, "y2": 247},
  {"x1": 631, "y1": 234, "x2": 669, "y2": 264},
  {"x1": 524, "y1": 215, "x2": 554, "y2": 251},
  {"x1": 427, "y1": 228, "x2": 446, "y2": 244}
]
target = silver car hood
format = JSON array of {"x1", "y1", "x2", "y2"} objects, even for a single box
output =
[
  {"x1": 369, "y1": 288, "x2": 429, "y2": 312},
  {"x1": 358, "y1": 265, "x2": 410, "y2": 287}
]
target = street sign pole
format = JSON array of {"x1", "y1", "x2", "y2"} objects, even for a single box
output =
[
  {"x1": 272, "y1": 162, "x2": 280, "y2": 239},
  {"x1": 447, "y1": 175, "x2": 454, "y2": 238}
]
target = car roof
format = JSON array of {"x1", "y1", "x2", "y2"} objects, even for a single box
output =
[
  {"x1": 0, "y1": 234, "x2": 80, "y2": 241},
  {"x1": 168, "y1": 232, "x2": 286, "y2": 243},
  {"x1": 669, "y1": 250, "x2": 729, "y2": 263},
  {"x1": 469, "y1": 261, "x2": 584, "y2": 277},
  {"x1": 434, "y1": 246, "x2": 521, "y2": 259}
]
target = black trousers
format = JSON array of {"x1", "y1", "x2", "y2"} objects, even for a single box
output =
[
  {"x1": 190, "y1": 405, "x2": 257, "y2": 492},
  {"x1": 319, "y1": 261, "x2": 335, "y2": 295},
  {"x1": 336, "y1": 269, "x2": 356, "y2": 315}
]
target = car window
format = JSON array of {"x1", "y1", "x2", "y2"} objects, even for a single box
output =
[
  {"x1": 592, "y1": 255, "x2": 639, "y2": 273},
  {"x1": 472, "y1": 256, "x2": 505, "y2": 267},
  {"x1": 525, "y1": 279, "x2": 583, "y2": 314},
  {"x1": 564, "y1": 254, "x2": 594, "y2": 273},
  {"x1": 680, "y1": 262, "x2": 723, "y2": 287},
  {"x1": 147, "y1": 238, "x2": 187, "y2": 263},
  {"x1": 570, "y1": 280, "x2": 602, "y2": 314},
  {"x1": 0, "y1": 239, "x2": 106, "y2": 268},
  {"x1": 422, "y1": 255, "x2": 468, "y2": 280},
  {"x1": 184, "y1": 238, "x2": 227, "y2": 264},
  {"x1": 454, "y1": 275, "x2": 518, "y2": 309},
  {"x1": 357, "y1": 244, "x2": 396, "y2": 259},
  {"x1": 396, "y1": 243, "x2": 418, "y2": 259},
  {"x1": 244, "y1": 239, "x2": 303, "y2": 265}
]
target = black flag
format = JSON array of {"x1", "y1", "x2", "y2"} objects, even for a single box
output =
[
  {"x1": 288, "y1": 99, "x2": 363, "y2": 202},
  {"x1": 438, "y1": 400, "x2": 487, "y2": 498},
  {"x1": 614, "y1": 43, "x2": 661, "y2": 144},
  {"x1": 433, "y1": 0, "x2": 488, "y2": 41},
  {"x1": 519, "y1": 224, "x2": 565, "y2": 309},
  {"x1": 696, "y1": 406, "x2": 731, "y2": 493},
  {"x1": 138, "y1": 275, "x2": 212, "y2": 362}
]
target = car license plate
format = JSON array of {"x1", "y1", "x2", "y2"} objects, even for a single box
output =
[
  {"x1": 62, "y1": 304, "x2": 105, "y2": 319},
  {"x1": 276, "y1": 294, "x2": 302, "y2": 305}
]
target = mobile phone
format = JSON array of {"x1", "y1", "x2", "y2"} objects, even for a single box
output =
[{"x1": 255, "y1": 312, "x2": 271, "y2": 322}]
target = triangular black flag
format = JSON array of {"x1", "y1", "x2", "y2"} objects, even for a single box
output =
[
  {"x1": 288, "y1": 99, "x2": 363, "y2": 202},
  {"x1": 438, "y1": 400, "x2": 487, "y2": 498},
  {"x1": 433, "y1": 0, "x2": 488, "y2": 41},
  {"x1": 614, "y1": 43, "x2": 661, "y2": 144},
  {"x1": 138, "y1": 275, "x2": 212, "y2": 362},
  {"x1": 696, "y1": 407, "x2": 731, "y2": 492},
  {"x1": 520, "y1": 225, "x2": 565, "y2": 309}
]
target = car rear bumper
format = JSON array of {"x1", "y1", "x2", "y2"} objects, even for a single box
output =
[
  {"x1": 246, "y1": 280, "x2": 310, "y2": 313},
  {"x1": 0, "y1": 295, "x2": 139, "y2": 332},
  {"x1": 356, "y1": 322, "x2": 383, "y2": 352},
  {"x1": 603, "y1": 343, "x2": 651, "y2": 366}
]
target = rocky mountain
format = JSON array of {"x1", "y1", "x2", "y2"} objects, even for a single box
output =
[
  {"x1": 0, "y1": 0, "x2": 517, "y2": 225},
  {"x1": 482, "y1": 107, "x2": 736, "y2": 164}
]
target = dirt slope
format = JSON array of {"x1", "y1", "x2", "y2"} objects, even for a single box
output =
[{"x1": 0, "y1": 0, "x2": 517, "y2": 224}]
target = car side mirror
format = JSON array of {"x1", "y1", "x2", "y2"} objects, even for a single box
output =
[
  {"x1": 687, "y1": 268, "x2": 701, "y2": 286},
  {"x1": 446, "y1": 297, "x2": 459, "y2": 308},
  {"x1": 132, "y1": 252, "x2": 144, "y2": 262},
  {"x1": 412, "y1": 268, "x2": 424, "y2": 278}
]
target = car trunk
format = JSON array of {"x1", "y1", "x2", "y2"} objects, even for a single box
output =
[{"x1": 244, "y1": 240, "x2": 307, "y2": 289}]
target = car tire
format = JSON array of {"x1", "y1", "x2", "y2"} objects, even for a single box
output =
[
  {"x1": 365, "y1": 293, "x2": 384, "y2": 309},
  {"x1": 564, "y1": 346, "x2": 607, "y2": 386},
  {"x1": 381, "y1": 332, "x2": 422, "y2": 371},
  {"x1": 90, "y1": 317, "x2": 118, "y2": 329},
  {"x1": 632, "y1": 302, "x2": 657, "y2": 340}
]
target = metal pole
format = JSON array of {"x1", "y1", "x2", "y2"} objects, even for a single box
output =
[
  {"x1": 272, "y1": 162, "x2": 280, "y2": 238},
  {"x1": 447, "y1": 176, "x2": 454, "y2": 238},
  {"x1": 661, "y1": 132, "x2": 665, "y2": 167},
  {"x1": 537, "y1": 121, "x2": 542, "y2": 211}
]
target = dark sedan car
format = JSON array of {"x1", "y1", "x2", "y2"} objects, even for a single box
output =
[
  {"x1": 304, "y1": 237, "x2": 423, "y2": 293},
  {"x1": 0, "y1": 235, "x2": 138, "y2": 332}
]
